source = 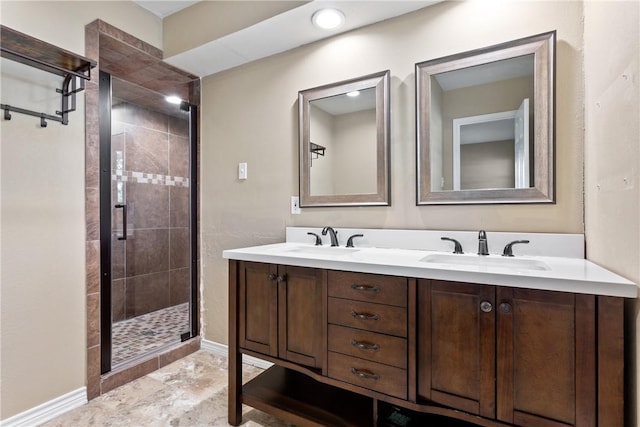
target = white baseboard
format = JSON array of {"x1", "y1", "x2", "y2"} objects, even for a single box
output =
[
  {"x1": 0, "y1": 387, "x2": 86, "y2": 427},
  {"x1": 201, "y1": 339, "x2": 273, "y2": 370}
]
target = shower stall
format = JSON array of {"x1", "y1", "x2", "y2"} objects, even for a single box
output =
[{"x1": 99, "y1": 72, "x2": 198, "y2": 372}]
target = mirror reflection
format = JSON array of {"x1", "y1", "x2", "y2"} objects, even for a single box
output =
[
  {"x1": 430, "y1": 54, "x2": 534, "y2": 191},
  {"x1": 299, "y1": 70, "x2": 390, "y2": 207},
  {"x1": 416, "y1": 32, "x2": 555, "y2": 204},
  {"x1": 309, "y1": 88, "x2": 377, "y2": 196}
]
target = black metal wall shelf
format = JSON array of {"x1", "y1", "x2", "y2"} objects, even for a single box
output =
[
  {"x1": 0, "y1": 25, "x2": 96, "y2": 126},
  {"x1": 310, "y1": 142, "x2": 326, "y2": 158}
]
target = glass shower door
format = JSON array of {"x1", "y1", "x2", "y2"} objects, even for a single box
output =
[{"x1": 101, "y1": 73, "x2": 195, "y2": 371}]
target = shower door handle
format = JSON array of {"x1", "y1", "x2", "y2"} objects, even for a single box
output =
[{"x1": 115, "y1": 204, "x2": 127, "y2": 240}]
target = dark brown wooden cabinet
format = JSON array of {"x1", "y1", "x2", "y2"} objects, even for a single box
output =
[
  {"x1": 495, "y1": 287, "x2": 596, "y2": 427},
  {"x1": 238, "y1": 262, "x2": 278, "y2": 357},
  {"x1": 229, "y1": 261, "x2": 626, "y2": 427},
  {"x1": 417, "y1": 280, "x2": 496, "y2": 418},
  {"x1": 418, "y1": 280, "x2": 602, "y2": 427},
  {"x1": 278, "y1": 264, "x2": 326, "y2": 369},
  {"x1": 237, "y1": 261, "x2": 326, "y2": 369}
]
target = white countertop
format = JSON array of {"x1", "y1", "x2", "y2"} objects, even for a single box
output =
[{"x1": 223, "y1": 239, "x2": 637, "y2": 298}]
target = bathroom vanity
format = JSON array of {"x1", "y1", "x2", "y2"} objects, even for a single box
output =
[{"x1": 224, "y1": 228, "x2": 636, "y2": 427}]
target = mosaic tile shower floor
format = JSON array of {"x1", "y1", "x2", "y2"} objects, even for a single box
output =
[{"x1": 112, "y1": 303, "x2": 190, "y2": 366}]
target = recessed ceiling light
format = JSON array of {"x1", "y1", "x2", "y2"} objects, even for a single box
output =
[
  {"x1": 165, "y1": 95, "x2": 182, "y2": 105},
  {"x1": 311, "y1": 8, "x2": 345, "y2": 30},
  {"x1": 346, "y1": 91, "x2": 360, "y2": 97}
]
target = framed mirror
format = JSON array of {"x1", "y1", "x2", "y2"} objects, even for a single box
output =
[
  {"x1": 299, "y1": 70, "x2": 390, "y2": 207},
  {"x1": 416, "y1": 31, "x2": 555, "y2": 205}
]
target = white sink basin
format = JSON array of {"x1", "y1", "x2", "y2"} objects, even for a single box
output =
[
  {"x1": 280, "y1": 245, "x2": 360, "y2": 256},
  {"x1": 420, "y1": 253, "x2": 550, "y2": 271}
]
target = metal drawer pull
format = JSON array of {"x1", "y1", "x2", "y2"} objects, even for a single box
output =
[
  {"x1": 351, "y1": 310, "x2": 379, "y2": 321},
  {"x1": 350, "y1": 284, "x2": 380, "y2": 292},
  {"x1": 351, "y1": 367, "x2": 379, "y2": 380},
  {"x1": 351, "y1": 339, "x2": 380, "y2": 351}
]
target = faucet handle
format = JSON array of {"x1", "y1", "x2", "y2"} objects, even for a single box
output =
[
  {"x1": 441, "y1": 237, "x2": 464, "y2": 254},
  {"x1": 346, "y1": 234, "x2": 364, "y2": 248},
  {"x1": 307, "y1": 232, "x2": 322, "y2": 246},
  {"x1": 502, "y1": 240, "x2": 530, "y2": 257}
]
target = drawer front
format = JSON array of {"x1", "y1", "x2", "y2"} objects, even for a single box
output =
[
  {"x1": 328, "y1": 297, "x2": 407, "y2": 337},
  {"x1": 328, "y1": 324, "x2": 407, "y2": 369},
  {"x1": 328, "y1": 352, "x2": 407, "y2": 399},
  {"x1": 328, "y1": 271, "x2": 407, "y2": 307}
]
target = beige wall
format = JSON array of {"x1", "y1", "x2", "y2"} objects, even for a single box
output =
[
  {"x1": 309, "y1": 105, "x2": 334, "y2": 195},
  {"x1": 331, "y1": 109, "x2": 377, "y2": 195},
  {"x1": 461, "y1": 140, "x2": 515, "y2": 190},
  {"x1": 583, "y1": 1, "x2": 640, "y2": 425},
  {"x1": 0, "y1": 1, "x2": 161, "y2": 419}
]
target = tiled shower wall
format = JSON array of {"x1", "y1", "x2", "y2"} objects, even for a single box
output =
[{"x1": 111, "y1": 102, "x2": 190, "y2": 321}]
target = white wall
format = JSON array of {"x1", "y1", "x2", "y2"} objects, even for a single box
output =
[
  {"x1": 0, "y1": 1, "x2": 161, "y2": 419},
  {"x1": 583, "y1": 1, "x2": 640, "y2": 425}
]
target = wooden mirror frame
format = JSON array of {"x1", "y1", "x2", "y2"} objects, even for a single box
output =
[
  {"x1": 416, "y1": 31, "x2": 555, "y2": 205},
  {"x1": 299, "y1": 70, "x2": 390, "y2": 207}
]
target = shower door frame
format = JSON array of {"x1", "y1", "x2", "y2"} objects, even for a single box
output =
[{"x1": 98, "y1": 70, "x2": 199, "y2": 374}]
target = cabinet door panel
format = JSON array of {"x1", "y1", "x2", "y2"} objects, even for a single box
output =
[
  {"x1": 278, "y1": 265, "x2": 326, "y2": 368},
  {"x1": 417, "y1": 280, "x2": 496, "y2": 418},
  {"x1": 497, "y1": 287, "x2": 596, "y2": 426},
  {"x1": 239, "y1": 262, "x2": 278, "y2": 357}
]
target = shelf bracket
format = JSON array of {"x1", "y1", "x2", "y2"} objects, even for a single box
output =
[{"x1": 0, "y1": 24, "x2": 96, "y2": 127}]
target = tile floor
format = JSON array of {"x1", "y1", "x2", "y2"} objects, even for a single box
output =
[
  {"x1": 42, "y1": 350, "x2": 290, "y2": 427},
  {"x1": 112, "y1": 303, "x2": 190, "y2": 366}
]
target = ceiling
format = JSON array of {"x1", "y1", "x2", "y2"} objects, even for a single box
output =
[
  {"x1": 133, "y1": 0, "x2": 442, "y2": 77},
  {"x1": 133, "y1": 0, "x2": 199, "y2": 18}
]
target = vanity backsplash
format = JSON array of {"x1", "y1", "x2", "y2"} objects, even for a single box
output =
[{"x1": 286, "y1": 227, "x2": 584, "y2": 258}]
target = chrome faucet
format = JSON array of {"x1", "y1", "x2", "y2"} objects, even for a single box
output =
[
  {"x1": 321, "y1": 227, "x2": 339, "y2": 247},
  {"x1": 478, "y1": 230, "x2": 489, "y2": 256}
]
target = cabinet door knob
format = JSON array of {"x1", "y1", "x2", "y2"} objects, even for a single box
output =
[
  {"x1": 500, "y1": 302, "x2": 512, "y2": 313},
  {"x1": 267, "y1": 274, "x2": 277, "y2": 281},
  {"x1": 480, "y1": 301, "x2": 493, "y2": 313},
  {"x1": 277, "y1": 275, "x2": 287, "y2": 283},
  {"x1": 351, "y1": 310, "x2": 380, "y2": 321},
  {"x1": 351, "y1": 367, "x2": 379, "y2": 381}
]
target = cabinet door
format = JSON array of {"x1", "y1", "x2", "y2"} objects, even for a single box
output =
[
  {"x1": 496, "y1": 287, "x2": 596, "y2": 427},
  {"x1": 278, "y1": 265, "x2": 326, "y2": 369},
  {"x1": 417, "y1": 280, "x2": 496, "y2": 418},
  {"x1": 238, "y1": 262, "x2": 278, "y2": 357}
]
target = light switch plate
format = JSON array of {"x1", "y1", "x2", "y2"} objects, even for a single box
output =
[{"x1": 238, "y1": 162, "x2": 247, "y2": 180}]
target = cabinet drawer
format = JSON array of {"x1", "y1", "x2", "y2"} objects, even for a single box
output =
[
  {"x1": 328, "y1": 271, "x2": 407, "y2": 307},
  {"x1": 328, "y1": 352, "x2": 407, "y2": 399},
  {"x1": 328, "y1": 297, "x2": 407, "y2": 337},
  {"x1": 328, "y1": 324, "x2": 407, "y2": 369}
]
